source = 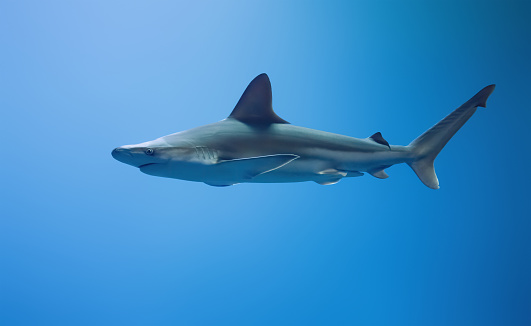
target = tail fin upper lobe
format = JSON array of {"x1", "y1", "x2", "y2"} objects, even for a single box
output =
[{"x1": 407, "y1": 84, "x2": 495, "y2": 189}]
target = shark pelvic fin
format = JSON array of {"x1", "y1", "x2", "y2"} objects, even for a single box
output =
[
  {"x1": 315, "y1": 169, "x2": 349, "y2": 185},
  {"x1": 228, "y1": 74, "x2": 290, "y2": 125},
  {"x1": 317, "y1": 168, "x2": 348, "y2": 176},
  {"x1": 369, "y1": 132, "x2": 390, "y2": 149},
  {"x1": 217, "y1": 154, "x2": 299, "y2": 180},
  {"x1": 205, "y1": 182, "x2": 237, "y2": 187},
  {"x1": 316, "y1": 178, "x2": 342, "y2": 185}
]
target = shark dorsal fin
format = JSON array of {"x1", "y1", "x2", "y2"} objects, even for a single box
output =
[
  {"x1": 228, "y1": 73, "x2": 289, "y2": 125},
  {"x1": 369, "y1": 132, "x2": 390, "y2": 149}
]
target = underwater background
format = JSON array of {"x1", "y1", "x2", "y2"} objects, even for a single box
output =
[{"x1": 1, "y1": 1, "x2": 530, "y2": 325}]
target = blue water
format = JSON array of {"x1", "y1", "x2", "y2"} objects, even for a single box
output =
[{"x1": 1, "y1": 1, "x2": 530, "y2": 325}]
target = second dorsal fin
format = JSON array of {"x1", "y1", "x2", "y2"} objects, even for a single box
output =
[
  {"x1": 228, "y1": 74, "x2": 289, "y2": 125},
  {"x1": 369, "y1": 132, "x2": 390, "y2": 149}
]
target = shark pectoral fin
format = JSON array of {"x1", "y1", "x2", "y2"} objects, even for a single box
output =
[{"x1": 218, "y1": 154, "x2": 299, "y2": 180}]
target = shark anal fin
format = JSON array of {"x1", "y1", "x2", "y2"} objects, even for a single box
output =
[
  {"x1": 369, "y1": 169, "x2": 389, "y2": 179},
  {"x1": 218, "y1": 154, "x2": 299, "y2": 180},
  {"x1": 369, "y1": 132, "x2": 391, "y2": 149},
  {"x1": 228, "y1": 74, "x2": 289, "y2": 125}
]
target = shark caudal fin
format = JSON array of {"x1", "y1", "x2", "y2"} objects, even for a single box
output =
[{"x1": 407, "y1": 84, "x2": 495, "y2": 189}]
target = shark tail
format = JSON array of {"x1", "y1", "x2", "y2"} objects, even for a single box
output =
[{"x1": 407, "y1": 84, "x2": 495, "y2": 189}]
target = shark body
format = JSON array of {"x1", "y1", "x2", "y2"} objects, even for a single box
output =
[{"x1": 112, "y1": 74, "x2": 495, "y2": 188}]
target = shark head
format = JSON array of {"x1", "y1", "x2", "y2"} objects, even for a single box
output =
[
  {"x1": 112, "y1": 137, "x2": 174, "y2": 169},
  {"x1": 111, "y1": 145, "x2": 163, "y2": 169},
  {"x1": 112, "y1": 136, "x2": 205, "y2": 177}
]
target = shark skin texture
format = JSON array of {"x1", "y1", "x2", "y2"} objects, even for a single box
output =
[{"x1": 112, "y1": 74, "x2": 495, "y2": 188}]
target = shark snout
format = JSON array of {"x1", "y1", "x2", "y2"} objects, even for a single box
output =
[
  {"x1": 112, "y1": 147, "x2": 135, "y2": 165},
  {"x1": 112, "y1": 146, "x2": 160, "y2": 168}
]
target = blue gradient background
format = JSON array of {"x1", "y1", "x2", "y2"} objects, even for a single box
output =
[{"x1": 1, "y1": 1, "x2": 530, "y2": 325}]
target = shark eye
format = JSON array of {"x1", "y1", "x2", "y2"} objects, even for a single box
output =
[{"x1": 145, "y1": 148, "x2": 154, "y2": 156}]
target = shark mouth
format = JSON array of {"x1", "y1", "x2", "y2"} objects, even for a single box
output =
[{"x1": 138, "y1": 163, "x2": 156, "y2": 169}]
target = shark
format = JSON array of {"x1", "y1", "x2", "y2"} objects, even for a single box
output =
[{"x1": 112, "y1": 73, "x2": 495, "y2": 188}]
